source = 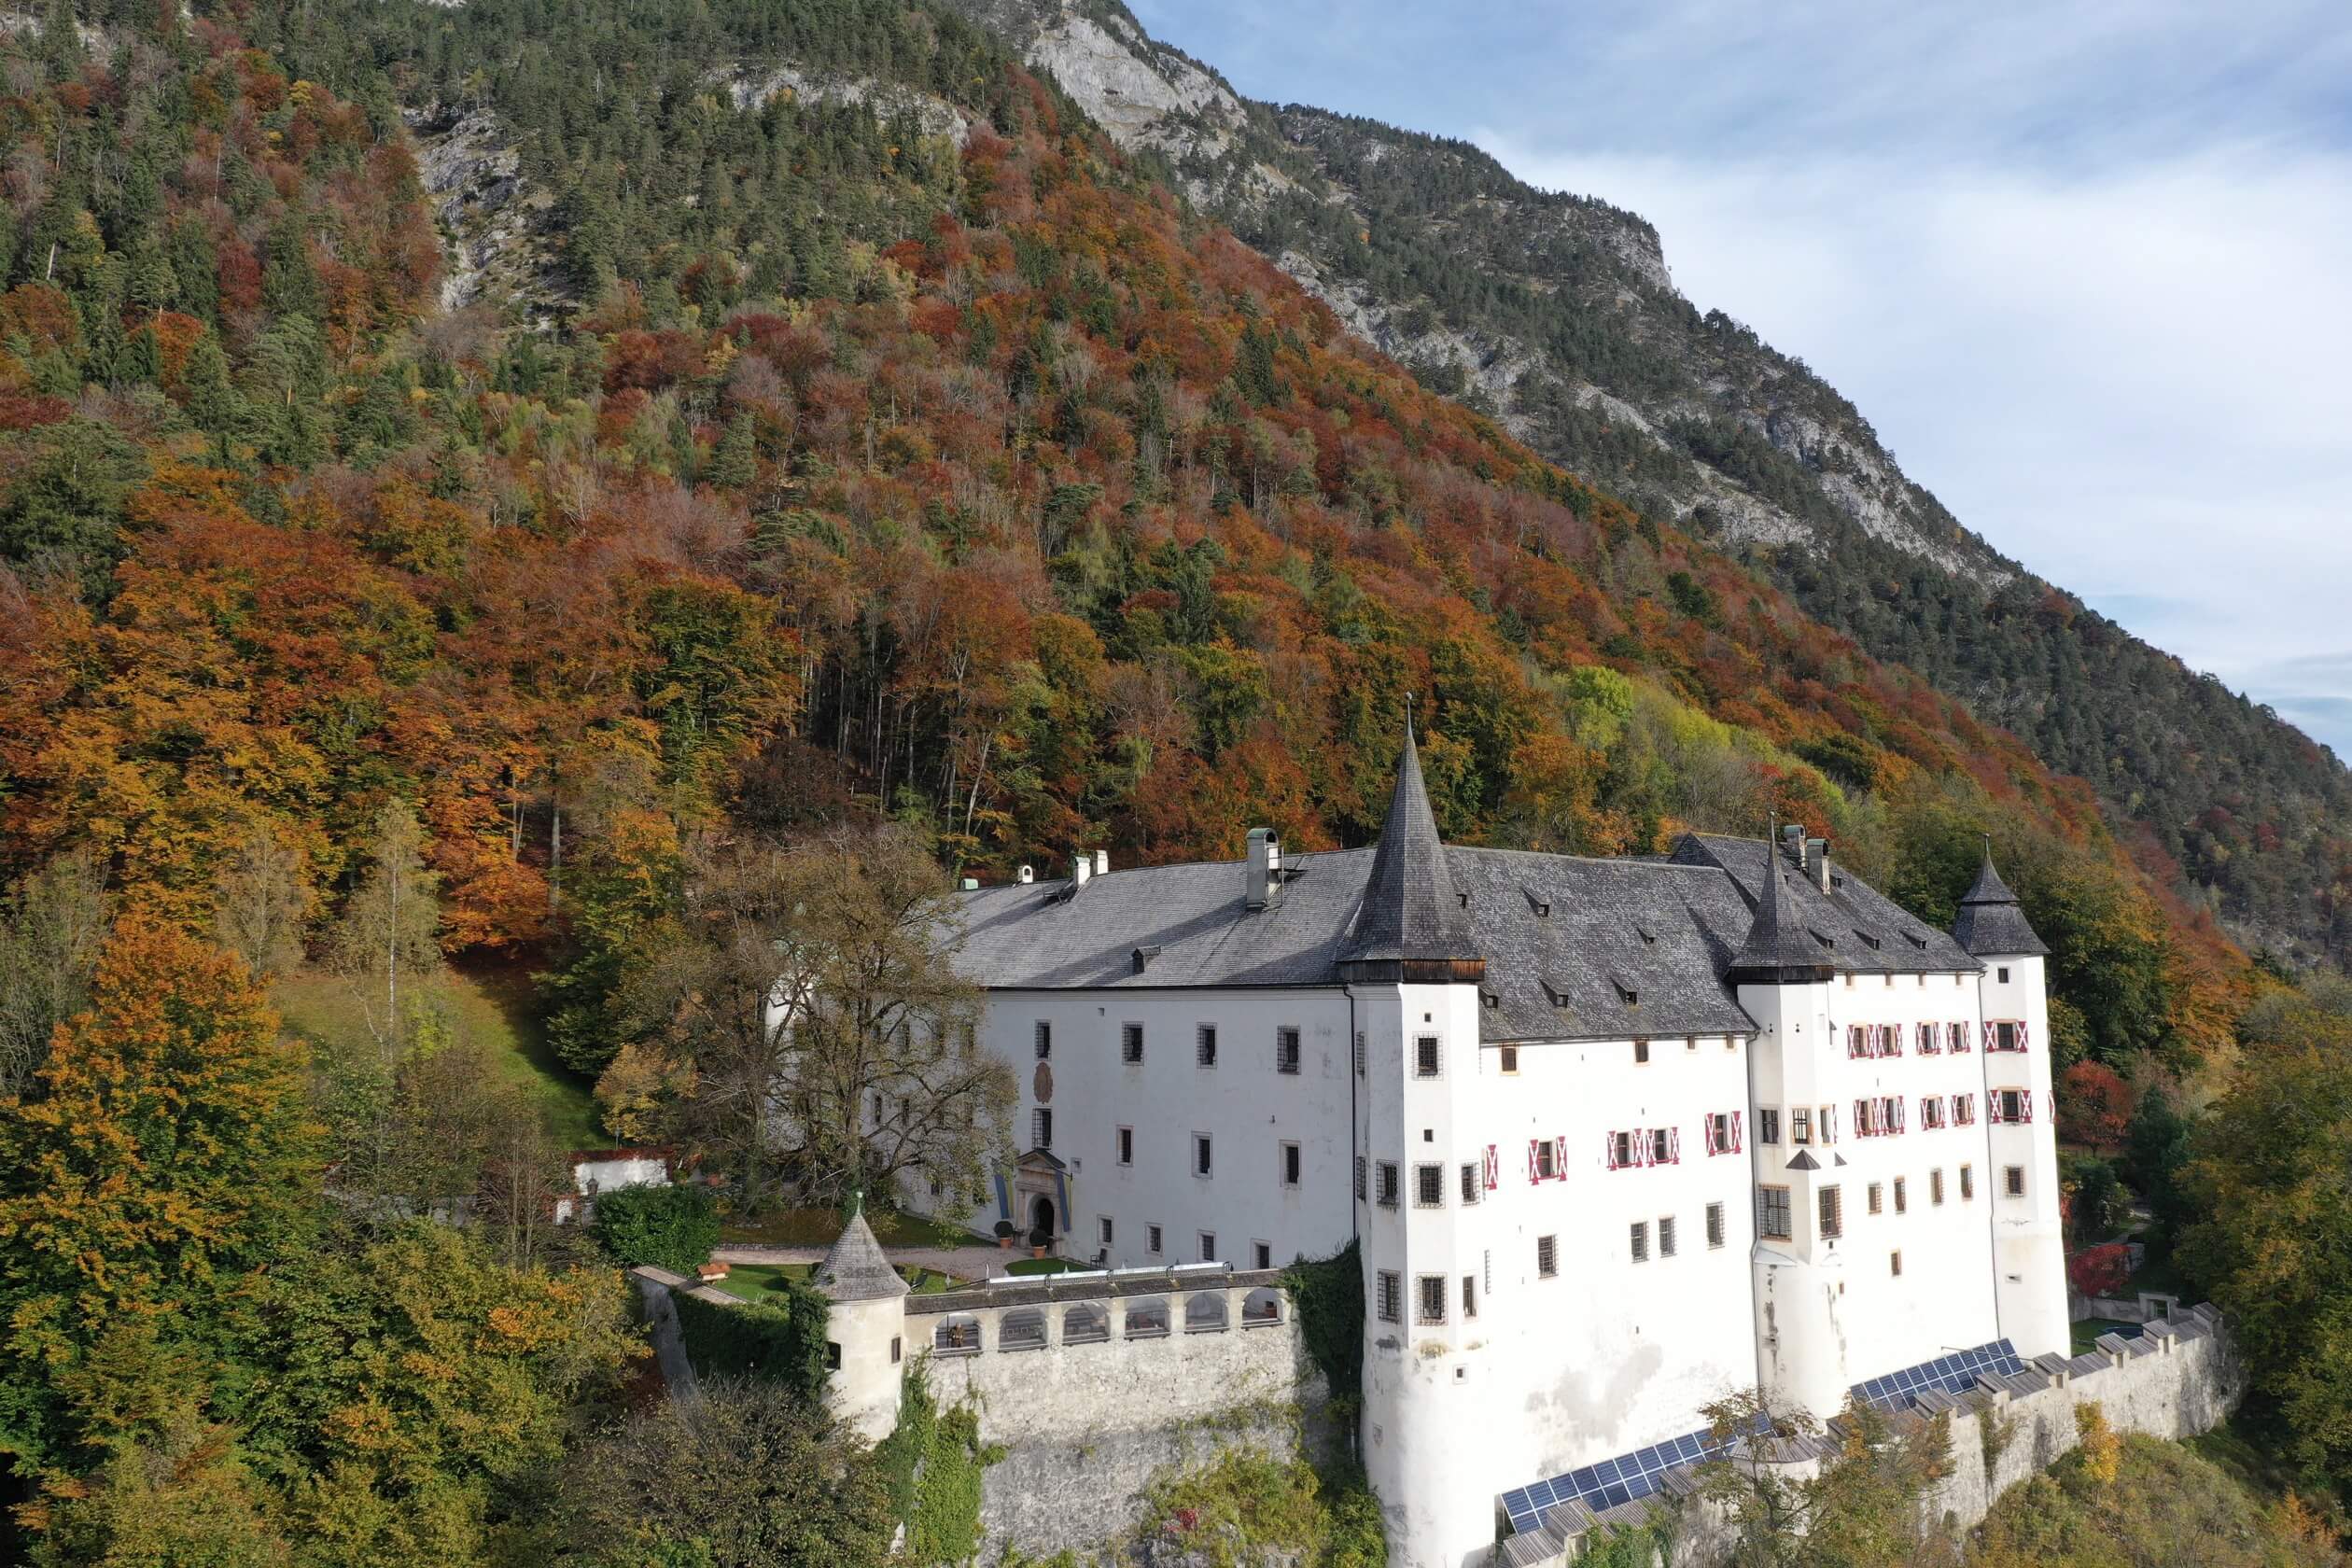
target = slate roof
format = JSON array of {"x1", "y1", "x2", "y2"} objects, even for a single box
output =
[
  {"x1": 814, "y1": 1206, "x2": 908, "y2": 1302},
  {"x1": 947, "y1": 735, "x2": 1978, "y2": 1043},
  {"x1": 1724, "y1": 826, "x2": 1834, "y2": 981},
  {"x1": 1951, "y1": 844, "x2": 2051, "y2": 957},
  {"x1": 1342, "y1": 725, "x2": 1481, "y2": 966}
]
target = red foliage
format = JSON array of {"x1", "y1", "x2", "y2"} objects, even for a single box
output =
[
  {"x1": 2067, "y1": 1242, "x2": 2132, "y2": 1300},
  {"x1": 2058, "y1": 1061, "x2": 2134, "y2": 1152}
]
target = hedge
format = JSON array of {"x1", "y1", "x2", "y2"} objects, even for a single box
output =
[
  {"x1": 594, "y1": 1183, "x2": 719, "y2": 1274},
  {"x1": 673, "y1": 1274, "x2": 831, "y2": 1405}
]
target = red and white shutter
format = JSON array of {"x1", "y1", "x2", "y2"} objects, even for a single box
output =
[
  {"x1": 1602, "y1": 1134, "x2": 1616, "y2": 1172},
  {"x1": 1982, "y1": 1020, "x2": 1996, "y2": 1052},
  {"x1": 2022, "y1": 1092, "x2": 2035, "y2": 1124},
  {"x1": 1554, "y1": 1136, "x2": 1568, "y2": 1180},
  {"x1": 1532, "y1": 1139, "x2": 1544, "y2": 1180},
  {"x1": 1484, "y1": 1144, "x2": 1499, "y2": 1191},
  {"x1": 1731, "y1": 1111, "x2": 1744, "y2": 1154},
  {"x1": 1668, "y1": 1127, "x2": 1681, "y2": 1165},
  {"x1": 2019, "y1": 1021, "x2": 2031, "y2": 1053}
]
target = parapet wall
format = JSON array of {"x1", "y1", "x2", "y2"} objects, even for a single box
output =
[
  {"x1": 908, "y1": 1266, "x2": 1333, "y2": 1558},
  {"x1": 1504, "y1": 1305, "x2": 2242, "y2": 1568}
]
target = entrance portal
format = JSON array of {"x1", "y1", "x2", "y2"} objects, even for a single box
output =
[{"x1": 1029, "y1": 1194, "x2": 1056, "y2": 1240}]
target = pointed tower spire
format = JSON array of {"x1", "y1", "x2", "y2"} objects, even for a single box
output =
[
  {"x1": 814, "y1": 1197, "x2": 908, "y2": 1302},
  {"x1": 1951, "y1": 836, "x2": 2050, "y2": 957},
  {"x1": 1337, "y1": 718, "x2": 1484, "y2": 983},
  {"x1": 1727, "y1": 815, "x2": 1834, "y2": 983}
]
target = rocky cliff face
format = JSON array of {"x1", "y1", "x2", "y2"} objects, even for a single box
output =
[{"x1": 941, "y1": 0, "x2": 2352, "y2": 959}]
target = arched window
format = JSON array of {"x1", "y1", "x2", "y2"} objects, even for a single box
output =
[
  {"x1": 933, "y1": 1314, "x2": 983, "y2": 1355},
  {"x1": 1124, "y1": 1295, "x2": 1170, "y2": 1337},
  {"x1": 1183, "y1": 1292, "x2": 1229, "y2": 1333},
  {"x1": 1000, "y1": 1309, "x2": 1047, "y2": 1351},
  {"x1": 1061, "y1": 1302, "x2": 1111, "y2": 1344},
  {"x1": 1241, "y1": 1287, "x2": 1283, "y2": 1326}
]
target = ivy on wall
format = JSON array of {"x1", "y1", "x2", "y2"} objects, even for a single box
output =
[
  {"x1": 670, "y1": 1276, "x2": 831, "y2": 1404},
  {"x1": 1285, "y1": 1240, "x2": 1365, "y2": 1434},
  {"x1": 876, "y1": 1365, "x2": 1003, "y2": 1563}
]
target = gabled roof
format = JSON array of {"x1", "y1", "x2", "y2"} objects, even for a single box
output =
[
  {"x1": 1951, "y1": 841, "x2": 2051, "y2": 957},
  {"x1": 1670, "y1": 834, "x2": 1978, "y2": 976},
  {"x1": 814, "y1": 1202, "x2": 907, "y2": 1302},
  {"x1": 1340, "y1": 724, "x2": 1481, "y2": 971}
]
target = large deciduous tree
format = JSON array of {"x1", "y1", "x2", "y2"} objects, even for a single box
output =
[{"x1": 603, "y1": 824, "x2": 1011, "y2": 1211}]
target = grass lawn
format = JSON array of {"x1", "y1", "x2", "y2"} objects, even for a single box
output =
[
  {"x1": 1005, "y1": 1257, "x2": 1088, "y2": 1277},
  {"x1": 2188, "y1": 1421, "x2": 2309, "y2": 1504},
  {"x1": 706, "y1": 1260, "x2": 954, "y2": 1300},
  {"x1": 273, "y1": 958, "x2": 602, "y2": 1147},
  {"x1": 2071, "y1": 1317, "x2": 2142, "y2": 1354},
  {"x1": 720, "y1": 1207, "x2": 982, "y2": 1249}
]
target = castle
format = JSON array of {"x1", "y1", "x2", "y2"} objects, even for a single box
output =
[{"x1": 841, "y1": 727, "x2": 2067, "y2": 1567}]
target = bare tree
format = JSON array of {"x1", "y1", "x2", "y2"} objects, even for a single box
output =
[
  {"x1": 609, "y1": 824, "x2": 1012, "y2": 1212},
  {"x1": 330, "y1": 802, "x2": 443, "y2": 1054},
  {"x1": 211, "y1": 825, "x2": 309, "y2": 977},
  {"x1": 0, "y1": 848, "x2": 106, "y2": 1095}
]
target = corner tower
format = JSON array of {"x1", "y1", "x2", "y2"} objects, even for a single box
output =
[
  {"x1": 1729, "y1": 824, "x2": 1846, "y2": 1417},
  {"x1": 814, "y1": 1196, "x2": 909, "y2": 1441},
  {"x1": 1340, "y1": 723, "x2": 1492, "y2": 1568},
  {"x1": 1953, "y1": 843, "x2": 2068, "y2": 1360}
]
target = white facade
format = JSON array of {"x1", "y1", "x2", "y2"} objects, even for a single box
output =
[{"x1": 908, "y1": 744, "x2": 2067, "y2": 1568}]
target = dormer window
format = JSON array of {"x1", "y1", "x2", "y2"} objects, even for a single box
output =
[
  {"x1": 1855, "y1": 930, "x2": 1881, "y2": 950},
  {"x1": 1809, "y1": 928, "x2": 1836, "y2": 948},
  {"x1": 1634, "y1": 924, "x2": 1657, "y2": 945}
]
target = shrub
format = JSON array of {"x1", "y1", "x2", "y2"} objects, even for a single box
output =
[
  {"x1": 592, "y1": 1183, "x2": 718, "y2": 1273},
  {"x1": 671, "y1": 1275, "x2": 830, "y2": 1404}
]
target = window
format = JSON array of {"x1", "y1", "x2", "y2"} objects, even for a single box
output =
[
  {"x1": 828, "y1": 1342, "x2": 843, "y2": 1371},
  {"x1": 1197, "y1": 1025, "x2": 1218, "y2": 1068},
  {"x1": 1993, "y1": 1020, "x2": 2023, "y2": 1053},
  {"x1": 1633, "y1": 1038, "x2": 1650, "y2": 1064},
  {"x1": 1414, "y1": 1036, "x2": 1441, "y2": 1078},
  {"x1": 1117, "y1": 1126, "x2": 1134, "y2": 1165},
  {"x1": 1539, "y1": 1140, "x2": 1562, "y2": 1180},
  {"x1": 1630, "y1": 1220, "x2": 1650, "y2": 1262},
  {"x1": 1377, "y1": 1271, "x2": 1401, "y2": 1323},
  {"x1": 1954, "y1": 1093, "x2": 1978, "y2": 1127},
  {"x1": 1649, "y1": 1127, "x2": 1676, "y2": 1165},
  {"x1": 1961, "y1": 1165, "x2": 1974, "y2": 1201},
  {"x1": 1281, "y1": 1141, "x2": 1302, "y2": 1188},
  {"x1": 1032, "y1": 1108, "x2": 1053, "y2": 1149},
  {"x1": 1998, "y1": 966, "x2": 2011, "y2": 983},
  {"x1": 1537, "y1": 1235, "x2": 1559, "y2": 1277},
  {"x1": 1377, "y1": 1161, "x2": 1400, "y2": 1208},
  {"x1": 1122, "y1": 1022, "x2": 1144, "y2": 1064},
  {"x1": 1417, "y1": 1275, "x2": 1447, "y2": 1324},
  {"x1": 1930, "y1": 1169, "x2": 1945, "y2": 1206},
  {"x1": 1460, "y1": 1163, "x2": 1480, "y2": 1204},
  {"x1": 1500, "y1": 1044, "x2": 1519, "y2": 1074},
  {"x1": 1916, "y1": 1022, "x2": 1939, "y2": 1055},
  {"x1": 1891, "y1": 1251, "x2": 1903, "y2": 1277},
  {"x1": 891, "y1": 1335, "x2": 903, "y2": 1364},
  {"x1": 1921, "y1": 1096, "x2": 1947, "y2": 1130},
  {"x1": 1253, "y1": 1241, "x2": 1272, "y2": 1270},
  {"x1": 1199, "y1": 1232, "x2": 1217, "y2": 1262},
  {"x1": 2005, "y1": 1165, "x2": 2025, "y2": 1197},
  {"x1": 1705, "y1": 1112, "x2": 1742, "y2": 1155},
  {"x1": 1035, "y1": 1021, "x2": 1052, "y2": 1059},
  {"x1": 1193, "y1": 1133, "x2": 1213, "y2": 1177},
  {"x1": 1706, "y1": 1201, "x2": 1726, "y2": 1249},
  {"x1": 1659, "y1": 1215, "x2": 1677, "y2": 1258},
  {"x1": 1415, "y1": 1163, "x2": 1444, "y2": 1208},
  {"x1": 1758, "y1": 1108, "x2": 1781, "y2": 1144},
  {"x1": 1462, "y1": 1275, "x2": 1478, "y2": 1319},
  {"x1": 1609, "y1": 1131, "x2": 1632, "y2": 1169},
  {"x1": 1820, "y1": 1104, "x2": 1838, "y2": 1144},
  {"x1": 1894, "y1": 1176, "x2": 1908, "y2": 1214},
  {"x1": 1099, "y1": 1216, "x2": 1114, "y2": 1247},
  {"x1": 1868, "y1": 1182, "x2": 1883, "y2": 1215},
  {"x1": 1818, "y1": 1185, "x2": 1844, "y2": 1239},
  {"x1": 1353, "y1": 1029, "x2": 1365, "y2": 1076},
  {"x1": 1148, "y1": 1224, "x2": 1163, "y2": 1253},
  {"x1": 1792, "y1": 1108, "x2": 1813, "y2": 1145},
  {"x1": 1758, "y1": 1186, "x2": 1792, "y2": 1239},
  {"x1": 1995, "y1": 1088, "x2": 2028, "y2": 1125},
  {"x1": 1276, "y1": 1027, "x2": 1301, "y2": 1075},
  {"x1": 1847, "y1": 1024, "x2": 1869, "y2": 1059}
]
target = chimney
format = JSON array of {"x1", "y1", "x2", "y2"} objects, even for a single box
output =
[
  {"x1": 1781, "y1": 822, "x2": 1807, "y2": 876},
  {"x1": 1071, "y1": 849, "x2": 1091, "y2": 889},
  {"x1": 1245, "y1": 827, "x2": 1281, "y2": 910},
  {"x1": 1810, "y1": 837, "x2": 1831, "y2": 893},
  {"x1": 1017, "y1": 863, "x2": 1034, "y2": 885},
  {"x1": 1093, "y1": 848, "x2": 1109, "y2": 877}
]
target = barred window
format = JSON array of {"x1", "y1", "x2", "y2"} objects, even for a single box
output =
[
  {"x1": 1417, "y1": 1275, "x2": 1447, "y2": 1324},
  {"x1": 1354, "y1": 1155, "x2": 1366, "y2": 1200},
  {"x1": 1275, "y1": 1027, "x2": 1301, "y2": 1075},
  {"x1": 1536, "y1": 1235, "x2": 1558, "y2": 1277},
  {"x1": 1376, "y1": 1270, "x2": 1400, "y2": 1323},
  {"x1": 1034, "y1": 1021, "x2": 1052, "y2": 1059},
  {"x1": 1377, "y1": 1161, "x2": 1399, "y2": 1208},
  {"x1": 1961, "y1": 1164, "x2": 1975, "y2": 1201},
  {"x1": 1706, "y1": 1201, "x2": 1726, "y2": 1249},
  {"x1": 1281, "y1": 1141, "x2": 1301, "y2": 1187},
  {"x1": 1659, "y1": 1216, "x2": 1677, "y2": 1258},
  {"x1": 1415, "y1": 1163, "x2": 1444, "y2": 1208},
  {"x1": 1197, "y1": 1025, "x2": 1218, "y2": 1068},
  {"x1": 1818, "y1": 1184, "x2": 1844, "y2": 1239},
  {"x1": 1414, "y1": 1036, "x2": 1441, "y2": 1078},
  {"x1": 1032, "y1": 1108, "x2": 1053, "y2": 1150},
  {"x1": 1758, "y1": 1186, "x2": 1792, "y2": 1239},
  {"x1": 1460, "y1": 1162, "x2": 1479, "y2": 1204},
  {"x1": 1193, "y1": 1133, "x2": 1212, "y2": 1177},
  {"x1": 1630, "y1": 1220, "x2": 1650, "y2": 1262},
  {"x1": 2005, "y1": 1165, "x2": 2025, "y2": 1197},
  {"x1": 1122, "y1": 1022, "x2": 1144, "y2": 1064},
  {"x1": 1758, "y1": 1108, "x2": 1781, "y2": 1143}
]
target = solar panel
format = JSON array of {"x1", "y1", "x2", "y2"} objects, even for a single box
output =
[{"x1": 1851, "y1": 1337, "x2": 2030, "y2": 1414}]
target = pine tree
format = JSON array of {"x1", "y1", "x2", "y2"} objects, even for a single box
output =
[{"x1": 708, "y1": 409, "x2": 757, "y2": 489}]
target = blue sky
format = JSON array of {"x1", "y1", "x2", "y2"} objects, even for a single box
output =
[{"x1": 1131, "y1": 0, "x2": 2352, "y2": 759}]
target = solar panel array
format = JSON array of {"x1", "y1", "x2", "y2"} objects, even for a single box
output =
[
  {"x1": 1499, "y1": 1412, "x2": 1771, "y2": 1535},
  {"x1": 1851, "y1": 1338, "x2": 2025, "y2": 1413}
]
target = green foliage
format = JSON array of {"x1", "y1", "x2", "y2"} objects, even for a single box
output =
[
  {"x1": 1284, "y1": 1242, "x2": 1365, "y2": 1430},
  {"x1": 874, "y1": 1366, "x2": 1001, "y2": 1565},
  {"x1": 594, "y1": 1183, "x2": 721, "y2": 1274},
  {"x1": 1135, "y1": 1449, "x2": 1384, "y2": 1568},
  {"x1": 670, "y1": 1275, "x2": 831, "y2": 1405},
  {"x1": 1966, "y1": 1432, "x2": 2338, "y2": 1568}
]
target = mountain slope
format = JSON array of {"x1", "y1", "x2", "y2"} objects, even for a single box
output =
[{"x1": 943, "y1": 0, "x2": 2352, "y2": 967}]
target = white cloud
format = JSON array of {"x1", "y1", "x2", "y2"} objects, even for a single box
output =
[{"x1": 1469, "y1": 133, "x2": 2352, "y2": 755}]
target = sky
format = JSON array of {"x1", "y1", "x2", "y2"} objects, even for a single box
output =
[{"x1": 1129, "y1": 0, "x2": 2352, "y2": 759}]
